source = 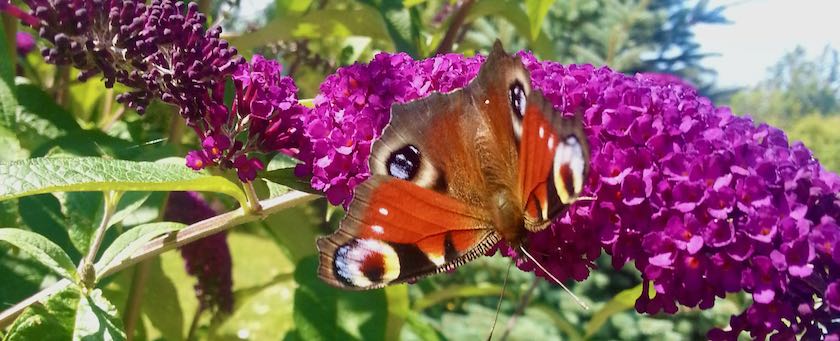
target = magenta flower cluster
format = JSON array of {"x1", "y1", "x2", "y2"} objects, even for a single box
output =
[
  {"x1": 186, "y1": 55, "x2": 306, "y2": 182},
  {"x1": 163, "y1": 192, "x2": 233, "y2": 313},
  {"x1": 303, "y1": 51, "x2": 840, "y2": 338}
]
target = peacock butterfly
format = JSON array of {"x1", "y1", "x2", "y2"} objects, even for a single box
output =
[{"x1": 316, "y1": 41, "x2": 590, "y2": 290}]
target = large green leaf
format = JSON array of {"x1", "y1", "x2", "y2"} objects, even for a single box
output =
[
  {"x1": 228, "y1": 6, "x2": 391, "y2": 53},
  {"x1": 292, "y1": 257, "x2": 388, "y2": 341},
  {"x1": 13, "y1": 83, "x2": 82, "y2": 151},
  {"x1": 0, "y1": 228, "x2": 78, "y2": 282},
  {"x1": 18, "y1": 194, "x2": 82, "y2": 261},
  {"x1": 3, "y1": 287, "x2": 126, "y2": 341},
  {"x1": 0, "y1": 157, "x2": 248, "y2": 208},
  {"x1": 94, "y1": 222, "x2": 185, "y2": 274}
]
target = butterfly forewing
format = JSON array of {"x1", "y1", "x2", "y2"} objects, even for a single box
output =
[{"x1": 316, "y1": 175, "x2": 499, "y2": 289}]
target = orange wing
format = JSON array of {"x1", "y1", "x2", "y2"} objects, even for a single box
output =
[
  {"x1": 518, "y1": 94, "x2": 589, "y2": 230},
  {"x1": 317, "y1": 175, "x2": 499, "y2": 290}
]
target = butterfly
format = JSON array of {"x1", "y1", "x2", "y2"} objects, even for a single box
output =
[{"x1": 316, "y1": 41, "x2": 590, "y2": 290}]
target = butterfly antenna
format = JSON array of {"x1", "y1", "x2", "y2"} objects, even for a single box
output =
[
  {"x1": 519, "y1": 246, "x2": 589, "y2": 310},
  {"x1": 487, "y1": 261, "x2": 513, "y2": 341}
]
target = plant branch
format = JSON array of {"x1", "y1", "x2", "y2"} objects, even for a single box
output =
[
  {"x1": 434, "y1": 0, "x2": 476, "y2": 55},
  {"x1": 0, "y1": 190, "x2": 320, "y2": 329}
]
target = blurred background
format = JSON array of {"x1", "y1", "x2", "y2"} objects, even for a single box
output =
[{"x1": 3, "y1": 0, "x2": 839, "y2": 340}]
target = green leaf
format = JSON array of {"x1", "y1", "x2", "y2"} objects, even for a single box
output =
[
  {"x1": 468, "y1": 0, "x2": 531, "y2": 42},
  {"x1": 293, "y1": 257, "x2": 387, "y2": 341},
  {"x1": 583, "y1": 283, "x2": 647, "y2": 338},
  {"x1": 228, "y1": 7, "x2": 392, "y2": 53},
  {"x1": 0, "y1": 157, "x2": 248, "y2": 208},
  {"x1": 262, "y1": 168, "x2": 320, "y2": 195},
  {"x1": 384, "y1": 285, "x2": 409, "y2": 341},
  {"x1": 0, "y1": 228, "x2": 78, "y2": 281},
  {"x1": 412, "y1": 284, "x2": 508, "y2": 311},
  {"x1": 73, "y1": 289, "x2": 126, "y2": 341},
  {"x1": 525, "y1": 0, "x2": 556, "y2": 40},
  {"x1": 62, "y1": 192, "x2": 103, "y2": 254},
  {"x1": 3, "y1": 286, "x2": 80, "y2": 341},
  {"x1": 12, "y1": 83, "x2": 82, "y2": 150},
  {"x1": 0, "y1": 24, "x2": 16, "y2": 129},
  {"x1": 94, "y1": 222, "x2": 185, "y2": 273},
  {"x1": 18, "y1": 194, "x2": 82, "y2": 261}
]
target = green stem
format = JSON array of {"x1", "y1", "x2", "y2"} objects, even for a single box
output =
[
  {"x1": 499, "y1": 277, "x2": 539, "y2": 341},
  {"x1": 0, "y1": 190, "x2": 320, "y2": 328},
  {"x1": 79, "y1": 191, "x2": 120, "y2": 289},
  {"x1": 186, "y1": 305, "x2": 205, "y2": 341},
  {"x1": 123, "y1": 262, "x2": 150, "y2": 341}
]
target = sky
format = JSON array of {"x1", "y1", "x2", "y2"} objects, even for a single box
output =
[{"x1": 694, "y1": 0, "x2": 840, "y2": 87}]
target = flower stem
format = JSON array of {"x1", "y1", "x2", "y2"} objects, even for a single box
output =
[
  {"x1": 123, "y1": 262, "x2": 150, "y2": 341},
  {"x1": 79, "y1": 191, "x2": 120, "y2": 289},
  {"x1": 434, "y1": 0, "x2": 476, "y2": 55},
  {"x1": 0, "y1": 190, "x2": 320, "y2": 329},
  {"x1": 244, "y1": 181, "x2": 263, "y2": 212},
  {"x1": 499, "y1": 277, "x2": 539, "y2": 341}
]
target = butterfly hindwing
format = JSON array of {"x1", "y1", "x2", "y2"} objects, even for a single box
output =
[{"x1": 316, "y1": 175, "x2": 499, "y2": 289}]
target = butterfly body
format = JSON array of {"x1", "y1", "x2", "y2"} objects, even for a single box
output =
[{"x1": 317, "y1": 42, "x2": 590, "y2": 290}]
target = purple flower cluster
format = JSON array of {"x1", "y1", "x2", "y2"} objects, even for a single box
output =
[
  {"x1": 297, "y1": 52, "x2": 484, "y2": 205},
  {"x1": 19, "y1": 0, "x2": 242, "y2": 117},
  {"x1": 186, "y1": 55, "x2": 305, "y2": 182},
  {"x1": 15, "y1": 0, "x2": 305, "y2": 182},
  {"x1": 308, "y1": 50, "x2": 840, "y2": 338},
  {"x1": 163, "y1": 191, "x2": 233, "y2": 313}
]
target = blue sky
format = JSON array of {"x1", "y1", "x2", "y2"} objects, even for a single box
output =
[{"x1": 694, "y1": 0, "x2": 840, "y2": 87}]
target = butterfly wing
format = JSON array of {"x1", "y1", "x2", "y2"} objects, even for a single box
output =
[
  {"x1": 316, "y1": 175, "x2": 499, "y2": 289},
  {"x1": 518, "y1": 93, "x2": 590, "y2": 231},
  {"x1": 318, "y1": 79, "x2": 502, "y2": 290}
]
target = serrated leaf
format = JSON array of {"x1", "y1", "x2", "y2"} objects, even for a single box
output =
[
  {"x1": 0, "y1": 228, "x2": 78, "y2": 281},
  {"x1": 94, "y1": 222, "x2": 185, "y2": 274},
  {"x1": 525, "y1": 0, "x2": 556, "y2": 40},
  {"x1": 73, "y1": 289, "x2": 126, "y2": 341},
  {"x1": 0, "y1": 157, "x2": 248, "y2": 208},
  {"x1": 3, "y1": 286, "x2": 80, "y2": 341}
]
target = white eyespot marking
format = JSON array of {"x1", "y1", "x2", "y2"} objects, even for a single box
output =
[
  {"x1": 547, "y1": 136, "x2": 555, "y2": 150},
  {"x1": 484, "y1": 99, "x2": 490, "y2": 105},
  {"x1": 371, "y1": 225, "x2": 384, "y2": 234},
  {"x1": 539, "y1": 126, "x2": 545, "y2": 139},
  {"x1": 378, "y1": 207, "x2": 389, "y2": 216},
  {"x1": 553, "y1": 136, "x2": 586, "y2": 204},
  {"x1": 334, "y1": 239, "x2": 400, "y2": 288}
]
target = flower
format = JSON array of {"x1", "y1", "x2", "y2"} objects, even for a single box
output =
[
  {"x1": 163, "y1": 192, "x2": 233, "y2": 314},
  {"x1": 306, "y1": 48, "x2": 840, "y2": 338},
  {"x1": 15, "y1": 32, "x2": 35, "y2": 55}
]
